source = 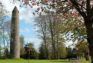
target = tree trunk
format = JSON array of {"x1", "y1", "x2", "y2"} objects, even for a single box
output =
[
  {"x1": 56, "y1": 35, "x2": 59, "y2": 59},
  {"x1": 89, "y1": 45, "x2": 93, "y2": 63},
  {"x1": 84, "y1": 17, "x2": 93, "y2": 63},
  {"x1": 49, "y1": 15, "x2": 56, "y2": 59},
  {"x1": 43, "y1": 35, "x2": 49, "y2": 59}
]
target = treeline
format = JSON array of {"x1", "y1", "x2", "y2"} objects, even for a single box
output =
[
  {"x1": 34, "y1": 11, "x2": 89, "y2": 60},
  {"x1": 0, "y1": 42, "x2": 89, "y2": 60},
  {"x1": 34, "y1": 12, "x2": 79, "y2": 59},
  {"x1": 0, "y1": 35, "x2": 76, "y2": 59}
]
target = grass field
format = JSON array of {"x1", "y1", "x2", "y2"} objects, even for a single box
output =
[
  {"x1": 81, "y1": 59, "x2": 91, "y2": 63},
  {"x1": 0, "y1": 59, "x2": 77, "y2": 63}
]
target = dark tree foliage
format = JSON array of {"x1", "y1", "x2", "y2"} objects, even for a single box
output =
[
  {"x1": 4, "y1": 48, "x2": 10, "y2": 58},
  {"x1": 39, "y1": 44, "x2": 48, "y2": 59},
  {"x1": 22, "y1": 43, "x2": 38, "y2": 59}
]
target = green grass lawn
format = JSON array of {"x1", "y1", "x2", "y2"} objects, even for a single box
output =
[
  {"x1": 0, "y1": 59, "x2": 76, "y2": 63},
  {"x1": 81, "y1": 59, "x2": 91, "y2": 63}
]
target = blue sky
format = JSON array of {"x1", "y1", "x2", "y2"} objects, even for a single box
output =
[{"x1": 20, "y1": 19, "x2": 42, "y2": 50}]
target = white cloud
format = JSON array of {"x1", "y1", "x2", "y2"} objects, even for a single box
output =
[
  {"x1": 0, "y1": 0, "x2": 39, "y2": 24},
  {"x1": 20, "y1": 28, "x2": 30, "y2": 33},
  {"x1": 0, "y1": 0, "x2": 20, "y2": 16},
  {"x1": 19, "y1": 6, "x2": 37, "y2": 24}
]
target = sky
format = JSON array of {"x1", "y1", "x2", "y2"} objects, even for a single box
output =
[
  {"x1": 0, "y1": 0, "x2": 42, "y2": 50},
  {"x1": 0, "y1": 0, "x2": 74, "y2": 50}
]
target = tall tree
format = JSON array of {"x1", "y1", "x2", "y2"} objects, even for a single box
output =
[
  {"x1": 48, "y1": 12, "x2": 56, "y2": 59},
  {"x1": 35, "y1": 15, "x2": 49, "y2": 59},
  {"x1": 35, "y1": 12, "x2": 67, "y2": 59},
  {"x1": 0, "y1": 2, "x2": 6, "y2": 48},
  {"x1": 57, "y1": 0, "x2": 93, "y2": 62}
]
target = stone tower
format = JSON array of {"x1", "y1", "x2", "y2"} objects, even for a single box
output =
[{"x1": 10, "y1": 6, "x2": 20, "y2": 58}]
